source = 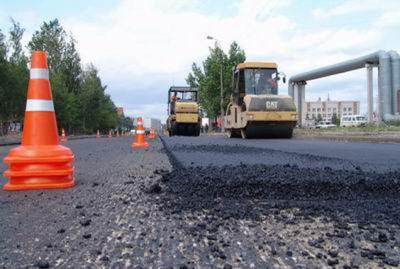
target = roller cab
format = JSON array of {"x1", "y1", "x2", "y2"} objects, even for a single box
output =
[
  {"x1": 167, "y1": 86, "x2": 201, "y2": 136},
  {"x1": 225, "y1": 62, "x2": 297, "y2": 138}
]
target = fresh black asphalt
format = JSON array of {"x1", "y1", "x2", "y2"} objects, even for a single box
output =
[{"x1": 0, "y1": 135, "x2": 399, "y2": 268}]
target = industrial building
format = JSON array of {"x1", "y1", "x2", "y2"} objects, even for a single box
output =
[{"x1": 305, "y1": 96, "x2": 360, "y2": 122}]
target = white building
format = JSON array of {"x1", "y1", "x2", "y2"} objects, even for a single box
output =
[{"x1": 305, "y1": 96, "x2": 360, "y2": 123}]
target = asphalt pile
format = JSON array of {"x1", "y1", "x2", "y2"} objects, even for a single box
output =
[
  {"x1": 152, "y1": 164, "x2": 400, "y2": 268},
  {"x1": 158, "y1": 163, "x2": 400, "y2": 201},
  {"x1": 154, "y1": 136, "x2": 400, "y2": 268}
]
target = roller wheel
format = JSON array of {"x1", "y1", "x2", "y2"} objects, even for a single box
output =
[
  {"x1": 171, "y1": 122, "x2": 178, "y2": 136},
  {"x1": 228, "y1": 129, "x2": 241, "y2": 138}
]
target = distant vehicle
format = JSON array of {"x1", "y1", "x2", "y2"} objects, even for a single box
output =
[
  {"x1": 166, "y1": 86, "x2": 201, "y2": 136},
  {"x1": 315, "y1": 121, "x2": 336, "y2": 129},
  {"x1": 341, "y1": 115, "x2": 367, "y2": 127}
]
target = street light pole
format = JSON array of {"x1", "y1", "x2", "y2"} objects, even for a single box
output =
[{"x1": 207, "y1": 35, "x2": 225, "y2": 133}]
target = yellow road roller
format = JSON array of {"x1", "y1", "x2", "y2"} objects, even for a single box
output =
[
  {"x1": 167, "y1": 86, "x2": 201, "y2": 136},
  {"x1": 225, "y1": 62, "x2": 297, "y2": 138}
]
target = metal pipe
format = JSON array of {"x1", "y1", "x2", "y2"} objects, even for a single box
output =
[
  {"x1": 366, "y1": 64, "x2": 373, "y2": 123},
  {"x1": 377, "y1": 51, "x2": 392, "y2": 119},
  {"x1": 389, "y1": 51, "x2": 400, "y2": 114},
  {"x1": 289, "y1": 50, "x2": 393, "y2": 121}
]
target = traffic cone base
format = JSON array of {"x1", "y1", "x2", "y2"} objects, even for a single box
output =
[
  {"x1": 148, "y1": 128, "x2": 156, "y2": 139},
  {"x1": 132, "y1": 141, "x2": 149, "y2": 148},
  {"x1": 3, "y1": 145, "x2": 75, "y2": 191}
]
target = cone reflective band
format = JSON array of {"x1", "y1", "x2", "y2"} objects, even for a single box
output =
[
  {"x1": 132, "y1": 116, "x2": 149, "y2": 149},
  {"x1": 30, "y1": 68, "x2": 49, "y2": 79},
  {"x1": 2, "y1": 51, "x2": 75, "y2": 191},
  {"x1": 26, "y1": 100, "x2": 55, "y2": 111}
]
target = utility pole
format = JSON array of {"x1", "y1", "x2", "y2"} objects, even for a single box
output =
[{"x1": 207, "y1": 35, "x2": 225, "y2": 132}]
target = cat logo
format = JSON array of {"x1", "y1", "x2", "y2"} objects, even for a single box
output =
[{"x1": 266, "y1": 101, "x2": 278, "y2": 110}]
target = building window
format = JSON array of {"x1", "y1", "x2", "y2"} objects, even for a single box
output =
[
  {"x1": 348, "y1": 107, "x2": 352, "y2": 111},
  {"x1": 328, "y1": 108, "x2": 331, "y2": 112},
  {"x1": 312, "y1": 108, "x2": 316, "y2": 112},
  {"x1": 317, "y1": 108, "x2": 320, "y2": 112},
  {"x1": 343, "y1": 107, "x2": 347, "y2": 111},
  {"x1": 333, "y1": 108, "x2": 337, "y2": 112}
]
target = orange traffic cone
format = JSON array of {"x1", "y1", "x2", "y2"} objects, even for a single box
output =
[
  {"x1": 60, "y1": 128, "x2": 67, "y2": 142},
  {"x1": 131, "y1": 117, "x2": 149, "y2": 149},
  {"x1": 96, "y1": 130, "x2": 100, "y2": 139},
  {"x1": 2, "y1": 51, "x2": 75, "y2": 191},
  {"x1": 108, "y1": 130, "x2": 112, "y2": 138},
  {"x1": 148, "y1": 128, "x2": 156, "y2": 139}
]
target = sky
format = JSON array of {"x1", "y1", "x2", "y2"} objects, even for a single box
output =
[{"x1": 1, "y1": 0, "x2": 399, "y2": 121}]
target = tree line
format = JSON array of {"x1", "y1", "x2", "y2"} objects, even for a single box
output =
[
  {"x1": 186, "y1": 41, "x2": 246, "y2": 119},
  {"x1": 0, "y1": 19, "x2": 127, "y2": 135}
]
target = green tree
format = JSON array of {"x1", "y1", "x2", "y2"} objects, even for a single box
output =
[
  {"x1": 331, "y1": 113, "x2": 340, "y2": 126},
  {"x1": 316, "y1": 113, "x2": 323, "y2": 123},
  {"x1": 0, "y1": 19, "x2": 119, "y2": 136},
  {"x1": 28, "y1": 19, "x2": 82, "y2": 93},
  {"x1": 78, "y1": 64, "x2": 118, "y2": 133},
  {"x1": 9, "y1": 18, "x2": 26, "y2": 64},
  {"x1": 0, "y1": 20, "x2": 28, "y2": 135},
  {"x1": 7, "y1": 19, "x2": 28, "y2": 121},
  {"x1": 186, "y1": 41, "x2": 245, "y2": 118},
  {"x1": 28, "y1": 19, "x2": 82, "y2": 131},
  {"x1": 0, "y1": 29, "x2": 7, "y2": 59},
  {"x1": 51, "y1": 73, "x2": 79, "y2": 132}
]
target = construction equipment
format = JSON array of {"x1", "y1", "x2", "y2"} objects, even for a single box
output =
[
  {"x1": 225, "y1": 62, "x2": 297, "y2": 138},
  {"x1": 167, "y1": 86, "x2": 201, "y2": 136}
]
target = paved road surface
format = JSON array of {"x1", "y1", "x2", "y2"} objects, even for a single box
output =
[
  {"x1": 162, "y1": 135, "x2": 400, "y2": 172},
  {"x1": 0, "y1": 135, "x2": 399, "y2": 268}
]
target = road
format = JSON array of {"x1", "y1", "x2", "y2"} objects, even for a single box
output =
[{"x1": 0, "y1": 135, "x2": 399, "y2": 268}]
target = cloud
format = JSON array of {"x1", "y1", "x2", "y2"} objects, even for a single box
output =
[
  {"x1": 62, "y1": 0, "x2": 299, "y2": 120},
  {"x1": 124, "y1": 103, "x2": 168, "y2": 122},
  {"x1": 376, "y1": 10, "x2": 400, "y2": 27},
  {"x1": 311, "y1": 0, "x2": 399, "y2": 19},
  {"x1": 4, "y1": 0, "x2": 396, "y2": 120}
]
